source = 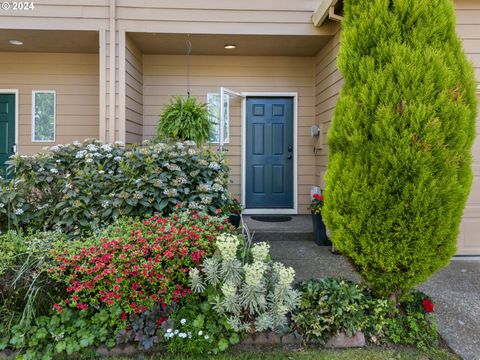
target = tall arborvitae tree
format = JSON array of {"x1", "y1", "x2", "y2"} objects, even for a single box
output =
[{"x1": 323, "y1": 0, "x2": 477, "y2": 299}]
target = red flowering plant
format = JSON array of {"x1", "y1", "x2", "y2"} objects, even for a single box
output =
[
  {"x1": 309, "y1": 194, "x2": 324, "y2": 215},
  {"x1": 421, "y1": 298, "x2": 435, "y2": 313},
  {"x1": 49, "y1": 210, "x2": 235, "y2": 332}
]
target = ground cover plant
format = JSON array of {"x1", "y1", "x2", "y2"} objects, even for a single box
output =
[
  {"x1": 323, "y1": 0, "x2": 477, "y2": 300},
  {"x1": 0, "y1": 139, "x2": 231, "y2": 238},
  {"x1": 292, "y1": 278, "x2": 438, "y2": 350},
  {"x1": 0, "y1": 211, "x2": 235, "y2": 359}
]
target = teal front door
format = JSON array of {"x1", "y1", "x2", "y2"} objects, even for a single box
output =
[
  {"x1": 246, "y1": 97, "x2": 294, "y2": 209},
  {"x1": 0, "y1": 94, "x2": 16, "y2": 178}
]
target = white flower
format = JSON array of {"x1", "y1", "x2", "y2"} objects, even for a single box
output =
[
  {"x1": 166, "y1": 328, "x2": 172, "y2": 333},
  {"x1": 101, "y1": 200, "x2": 110, "y2": 209},
  {"x1": 114, "y1": 141, "x2": 124, "y2": 146},
  {"x1": 216, "y1": 234, "x2": 240, "y2": 260},
  {"x1": 198, "y1": 184, "x2": 211, "y2": 193},
  {"x1": 244, "y1": 262, "x2": 266, "y2": 287},
  {"x1": 114, "y1": 156, "x2": 122, "y2": 162},
  {"x1": 179, "y1": 332, "x2": 187, "y2": 339},
  {"x1": 101, "y1": 144, "x2": 113, "y2": 152},
  {"x1": 50, "y1": 145, "x2": 60, "y2": 152},
  {"x1": 50, "y1": 168, "x2": 58, "y2": 174},
  {"x1": 105, "y1": 153, "x2": 113, "y2": 159},
  {"x1": 198, "y1": 330, "x2": 203, "y2": 336},
  {"x1": 86, "y1": 144, "x2": 98, "y2": 152},
  {"x1": 85, "y1": 158, "x2": 94, "y2": 164},
  {"x1": 56, "y1": 159, "x2": 61, "y2": 163},
  {"x1": 180, "y1": 318, "x2": 187, "y2": 325},
  {"x1": 15, "y1": 208, "x2": 24, "y2": 215},
  {"x1": 38, "y1": 167, "x2": 45, "y2": 172},
  {"x1": 188, "y1": 332, "x2": 192, "y2": 338},
  {"x1": 251, "y1": 242, "x2": 270, "y2": 263},
  {"x1": 99, "y1": 170, "x2": 105, "y2": 175},
  {"x1": 174, "y1": 329, "x2": 179, "y2": 335},
  {"x1": 204, "y1": 335, "x2": 209, "y2": 340},
  {"x1": 188, "y1": 149, "x2": 196, "y2": 156},
  {"x1": 65, "y1": 183, "x2": 73, "y2": 190},
  {"x1": 163, "y1": 188, "x2": 178, "y2": 198},
  {"x1": 0, "y1": 203, "x2": 4, "y2": 209},
  {"x1": 73, "y1": 141, "x2": 81, "y2": 146},
  {"x1": 221, "y1": 282, "x2": 237, "y2": 298},
  {"x1": 75, "y1": 150, "x2": 87, "y2": 159},
  {"x1": 273, "y1": 263, "x2": 296, "y2": 287},
  {"x1": 185, "y1": 140, "x2": 196, "y2": 146},
  {"x1": 200, "y1": 194, "x2": 212, "y2": 205},
  {"x1": 209, "y1": 162, "x2": 221, "y2": 170}
]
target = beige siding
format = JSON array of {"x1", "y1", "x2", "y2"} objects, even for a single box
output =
[
  {"x1": 0, "y1": 52, "x2": 99, "y2": 154},
  {"x1": 125, "y1": 35, "x2": 143, "y2": 144},
  {"x1": 116, "y1": 0, "x2": 334, "y2": 36},
  {"x1": 314, "y1": 29, "x2": 342, "y2": 190},
  {"x1": 143, "y1": 55, "x2": 316, "y2": 213},
  {"x1": 0, "y1": 1, "x2": 109, "y2": 30},
  {"x1": 455, "y1": 0, "x2": 480, "y2": 255}
]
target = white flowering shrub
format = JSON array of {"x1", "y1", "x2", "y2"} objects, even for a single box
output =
[
  {"x1": 190, "y1": 235, "x2": 301, "y2": 335},
  {"x1": 0, "y1": 139, "x2": 232, "y2": 237}
]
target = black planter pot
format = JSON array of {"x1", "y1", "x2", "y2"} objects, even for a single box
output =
[
  {"x1": 312, "y1": 213, "x2": 331, "y2": 246},
  {"x1": 228, "y1": 213, "x2": 241, "y2": 228}
]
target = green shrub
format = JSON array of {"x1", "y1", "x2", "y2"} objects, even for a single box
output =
[
  {"x1": 50, "y1": 211, "x2": 234, "y2": 331},
  {"x1": 385, "y1": 291, "x2": 439, "y2": 351},
  {"x1": 186, "y1": 235, "x2": 301, "y2": 354},
  {"x1": 292, "y1": 278, "x2": 393, "y2": 343},
  {"x1": 0, "y1": 139, "x2": 231, "y2": 238},
  {"x1": 156, "y1": 96, "x2": 211, "y2": 145},
  {"x1": 0, "y1": 231, "x2": 66, "y2": 339},
  {"x1": 2, "y1": 211, "x2": 235, "y2": 358},
  {"x1": 292, "y1": 279, "x2": 438, "y2": 349},
  {"x1": 323, "y1": 0, "x2": 477, "y2": 299}
]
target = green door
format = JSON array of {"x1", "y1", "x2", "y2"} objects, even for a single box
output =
[
  {"x1": 245, "y1": 97, "x2": 294, "y2": 209},
  {"x1": 0, "y1": 94, "x2": 16, "y2": 178}
]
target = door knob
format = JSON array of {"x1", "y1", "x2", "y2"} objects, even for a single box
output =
[
  {"x1": 288, "y1": 145, "x2": 293, "y2": 152},
  {"x1": 11, "y1": 144, "x2": 17, "y2": 153},
  {"x1": 287, "y1": 154, "x2": 292, "y2": 160}
]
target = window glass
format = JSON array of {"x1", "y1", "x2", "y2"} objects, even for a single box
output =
[
  {"x1": 32, "y1": 91, "x2": 55, "y2": 142},
  {"x1": 207, "y1": 93, "x2": 229, "y2": 144}
]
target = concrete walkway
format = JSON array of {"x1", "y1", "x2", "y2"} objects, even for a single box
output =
[{"x1": 266, "y1": 240, "x2": 480, "y2": 360}]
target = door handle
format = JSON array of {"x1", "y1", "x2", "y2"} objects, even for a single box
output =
[
  {"x1": 288, "y1": 145, "x2": 293, "y2": 152},
  {"x1": 12, "y1": 144, "x2": 17, "y2": 153},
  {"x1": 287, "y1": 154, "x2": 292, "y2": 160}
]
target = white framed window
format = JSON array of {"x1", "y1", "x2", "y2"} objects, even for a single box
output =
[
  {"x1": 32, "y1": 90, "x2": 56, "y2": 142},
  {"x1": 207, "y1": 93, "x2": 229, "y2": 144}
]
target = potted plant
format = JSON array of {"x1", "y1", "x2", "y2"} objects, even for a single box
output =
[
  {"x1": 310, "y1": 194, "x2": 331, "y2": 246},
  {"x1": 226, "y1": 197, "x2": 242, "y2": 228},
  {"x1": 156, "y1": 96, "x2": 211, "y2": 145}
]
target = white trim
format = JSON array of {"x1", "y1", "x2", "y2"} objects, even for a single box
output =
[
  {"x1": 241, "y1": 92, "x2": 298, "y2": 215},
  {"x1": 31, "y1": 90, "x2": 56, "y2": 143},
  {"x1": 0, "y1": 89, "x2": 19, "y2": 154}
]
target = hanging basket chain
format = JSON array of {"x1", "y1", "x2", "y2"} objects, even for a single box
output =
[{"x1": 186, "y1": 35, "x2": 192, "y2": 98}]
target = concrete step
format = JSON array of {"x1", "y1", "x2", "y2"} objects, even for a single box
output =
[{"x1": 252, "y1": 231, "x2": 314, "y2": 242}]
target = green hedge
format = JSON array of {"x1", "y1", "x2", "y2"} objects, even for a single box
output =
[
  {"x1": 0, "y1": 140, "x2": 232, "y2": 237},
  {"x1": 323, "y1": 0, "x2": 477, "y2": 299}
]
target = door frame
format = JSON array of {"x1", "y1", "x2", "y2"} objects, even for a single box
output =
[
  {"x1": 0, "y1": 89, "x2": 19, "y2": 155},
  {"x1": 241, "y1": 92, "x2": 298, "y2": 215}
]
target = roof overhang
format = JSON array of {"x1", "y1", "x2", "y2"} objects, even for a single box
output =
[{"x1": 312, "y1": 0, "x2": 343, "y2": 27}]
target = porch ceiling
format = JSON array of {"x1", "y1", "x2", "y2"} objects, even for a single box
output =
[
  {"x1": 128, "y1": 33, "x2": 330, "y2": 56},
  {"x1": 0, "y1": 30, "x2": 98, "y2": 53}
]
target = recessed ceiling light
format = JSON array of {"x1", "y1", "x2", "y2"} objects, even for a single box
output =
[
  {"x1": 224, "y1": 44, "x2": 236, "y2": 49},
  {"x1": 9, "y1": 40, "x2": 23, "y2": 46}
]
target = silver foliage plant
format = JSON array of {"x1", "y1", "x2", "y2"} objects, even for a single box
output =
[{"x1": 189, "y1": 234, "x2": 301, "y2": 333}]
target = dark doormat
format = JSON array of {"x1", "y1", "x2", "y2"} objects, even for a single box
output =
[{"x1": 250, "y1": 216, "x2": 292, "y2": 223}]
